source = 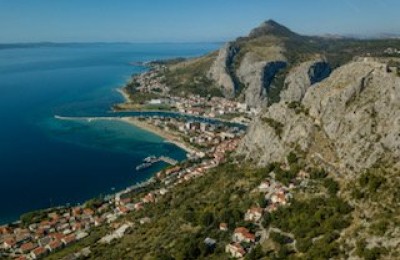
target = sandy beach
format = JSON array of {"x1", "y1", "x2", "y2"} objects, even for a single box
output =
[
  {"x1": 120, "y1": 117, "x2": 197, "y2": 154},
  {"x1": 55, "y1": 115, "x2": 197, "y2": 154}
]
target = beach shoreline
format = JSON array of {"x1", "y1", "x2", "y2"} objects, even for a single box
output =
[
  {"x1": 54, "y1": 115, "x2": 196, "y2": 154},
  {"x1": 119, "y1": 117, "x2": 197, "y2": 154},
  {"x1": 116, "y1": 88, "x2": 131, "y2": 103}
]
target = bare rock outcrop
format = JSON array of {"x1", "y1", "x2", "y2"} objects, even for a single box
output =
[
  {"x1": 239, "y1": 59, "x2": 400, "y2": 173},
  {"x1": 237, "y1": 50, "x2": 287, "y2": 108},
  {"x1": 280, "y1": 57, "x2": 331, "y2": 103},
  {"x1": 239, "y1": 102, "x2": 316, "y2": 164},
  {"x1": 207, "y1": 43, "x2": 237, "y2": 98},
  {"x1": 303, "y1": 59, "x2": 400, "y2": 171}
]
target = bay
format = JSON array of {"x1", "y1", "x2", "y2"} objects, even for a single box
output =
[{"x1": 0, "y1": 42, "x2": 219, "y2": 224}]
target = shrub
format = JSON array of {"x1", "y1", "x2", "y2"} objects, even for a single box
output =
[{"x1": 261, "y1": 117, "x2": 284, "y2": 137}]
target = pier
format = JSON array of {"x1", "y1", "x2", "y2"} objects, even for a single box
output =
[
  {"x1": 136, "y1": 156, "x2": 179, "y2": 171},
  {"x1": 158, "y1": 156, "x2": 178, "y2": 165}
]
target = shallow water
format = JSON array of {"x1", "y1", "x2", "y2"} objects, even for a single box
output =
[{"x1": 0, "y1": 42, "x2": 219, "y2": 224}]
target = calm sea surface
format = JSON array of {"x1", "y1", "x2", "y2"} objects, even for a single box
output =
[{"x1": 0, "y1": 43, "x2": 219, "y2": 224}]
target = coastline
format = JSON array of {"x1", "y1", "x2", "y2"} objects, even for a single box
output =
[
  {"x1": 119, "y1": 117, "x2": 197, "y2": 154},
  {"x1": 54, "y1": 115, "x2": 197, "y2": 154},
  {"x1": 116, "y1": 88, "x2": 131, "y2": 103}
]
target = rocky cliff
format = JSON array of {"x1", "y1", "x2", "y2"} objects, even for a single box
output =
[
  {"x1": 280, "y1": 57, "x2": 331, "y2": 102},
  {"x1": 239, "y1": 59, "x2": 400, "y2": 174},
  {"x1": 160, "y1": 20, "x2": 400, "y2": 110},
  {"x1": 207, "y1": 43, "x2": 237, "y2": 98},
  {"x1": 236, "y1": 50, "x2": 287, "y2": 108}
]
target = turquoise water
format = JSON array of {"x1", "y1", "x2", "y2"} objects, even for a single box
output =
[{"x1": 0, "y1": 43, "x2": 219, "y2": 224}]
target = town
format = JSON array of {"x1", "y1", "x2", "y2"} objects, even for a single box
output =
[
  {"x1": 0, "y1": 110, "x2": 248, "y2": 259},
  {"x1": 118, "y1": 64, "x2": 258, "y2": 125},
  {"x1": 0, "y1": 136, "x2": 314, "y2": 259}
]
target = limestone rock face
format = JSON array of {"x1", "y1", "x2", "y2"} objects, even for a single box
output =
[
  {"x1": 239, "y1": 102, "x2": 315, "y2": 165},
  {"x1": 303, "y1": 60, "x2": 400, "y2": 171},
  {"x1": 208, "y1": 43, "x2": 237, "y2": 98},
  {"x1": 237, "y1": 51, "x2": 287, "y2": 108},
  {"x1": 280, "y1": 57, "x2": 331, "y2": 103},
  {"x1": 239, "y1": 59, "x2": 400, "y2": 173}
]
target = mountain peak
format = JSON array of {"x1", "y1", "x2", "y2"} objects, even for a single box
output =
[{"x1": 249, "y1": 20, "x2": 297, "y2": 38}]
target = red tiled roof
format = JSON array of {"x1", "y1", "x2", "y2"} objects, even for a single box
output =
[
  {"x1": 230, "y1": 243, "x2": 246, "y2": 255},
  {"x1": 118, "y1": 206, "x2": 129, "y2": 214},
  {"x1": 32, "y1": 246, "x2": 47, "y2": 256},
  {"x1": 4, "y1": 238, "x2": 16, "y2": 246},
  {"x1": 249, "y1": 207, "x2": 263, "y2": 214},
  {"x1": 83, "y1": 208, "x2": 94, "y2": 215},
  {"x1": 49, "y1": 233, "x2": 64, "y2": 241},
  {"x1": 243, "y1": 232, "x2": 256, "y2": 240},
  {"x1": 234, "y1": 227, "x2": 249, "y2": 234},
  {"x1": 48, "y1": 239, "x2": 62, "y2": 250},
  {"x1": 20, "y1": 242, "x2": 36, "y2": 252},
  {"x1": 62, "y1": 234, "x2": 76, "y2": 244}
]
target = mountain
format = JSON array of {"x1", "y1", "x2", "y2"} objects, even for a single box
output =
[
  {"x1": 248, "y1": 19, "x2": 299, "y2": 38},
  {"x1": 43, "y1": 21, "x2": 400, "y2": 260},
  {"x1": 147, "y1": 20, "x2": 400, "y2": 108}
]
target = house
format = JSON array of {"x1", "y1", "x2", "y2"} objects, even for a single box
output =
[
  {"x1": 38, "y1": 236, "x2": 52, "y2": 247},
  {"x1": 45, "y1": 240, "x2": 63, "y2": 252},
  {"x1": 49, "y1": 233, "x2": 64, "y2": 241},
  {"x1": 165, "y1": 166, "x2": 181, "y2": 175},
  {"x1": 148, "y1": 99, "x2": 162, "y2": 105},
  {"x1": 76, "y1": 231, "x2": 89, "y2": 240},
  {"x1": 271, "y1": 191, "x2": 288, "y2": 205},
  {"x1": 297, "y1": 170, "x2": 310, "y2": 179},
  {"x1": 0, "y1": 226, "x2": 11, "y2": 235},
  {"x1": 72, "y1": 222, "x2": 83, "y2": 231},
  {"x1": 3, "y1": 238, "x2": 16, "y2": 249},
  {"x1": 117, "y1": 206, "x2": 130, "y2": 215},
  {"x1": 119, "y1": 197, "x2": 131, "y2": 205},
  {"x1": 233, "y1": 227, "x2": 256, "y2": 243},
  {"x1": 61, "y1": 234, "x2": 76, "y2": 246},
  {"x1": 72, "y1": 207, "x2": 82, "y2": 216},
  {"x1": 266, "y1": 203, "x2": 279, "y2": 213},
  {"x1": 244, "y1": 207, "x2": 264, "y2": 222},
  {"x1": 139, "y1": 217, "x2": 151, "y2": 225},
  {"x1": 83, "y1": 208, "x2": 94, "y2": 216},
  {"x1": 219, "y1": 223, "x2": 228, "y2": 231},
  {"x1": 19, "y1": 242, "x2": 37, "y2": 254},
  {"x1": 134, "y1": 202, "x2": 144, "y2": 211},
  {"x1": 30, "y1": 246, "x2": 48, "y2": 259},
  {"x1": 258, "y1": 180, "x2": 271, "y2": 192},
  {"x1": 94, "y1": 217, "x2": 105, "y2": 227},
  {"x1": 225, "y1": 243, "x2": 246, "y2": 258},
  {"x1": 158, "y1": 188, "x2": 168, "y2": 196},
  {"x1": 142, "y1": 193, "x2": 155, "y2": 204}
]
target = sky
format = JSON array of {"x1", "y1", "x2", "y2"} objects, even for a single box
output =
[{"x1": 0, "y1": 0, "x2": 399, "y2": 43}]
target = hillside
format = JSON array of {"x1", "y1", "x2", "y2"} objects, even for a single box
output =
[
  {"x1": 126, "y1": 20, "x2": 400, "y2": 109},
  {"x1": 35, "y1": 21, "x2": 400, "y2": 260}
]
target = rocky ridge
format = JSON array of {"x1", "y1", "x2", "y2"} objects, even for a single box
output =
[
  {"x1": 207, "y1": 43, "x2": 237, "y2": 98},
  {"x1": 239, "y1": 58, "x2": 400, "y2": 174}
]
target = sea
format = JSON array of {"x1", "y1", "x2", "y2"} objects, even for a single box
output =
[{"x1": 0, "y1": 42, "x2": 220, "y2": 224}]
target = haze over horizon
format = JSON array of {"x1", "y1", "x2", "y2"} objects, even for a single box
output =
[{"x1": 1, "y1": 0, "x2": 400, "y2": 43}]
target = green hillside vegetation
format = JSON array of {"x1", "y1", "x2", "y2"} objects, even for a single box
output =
[
  {"x1": 42, "y1": 152, "x2": 396, "y2": 259},
  {"x1": 162, "y1": 52, "x2": 224, "y2": 97}
]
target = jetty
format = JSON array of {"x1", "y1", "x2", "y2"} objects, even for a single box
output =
[
  {"x1": 135, "y1": 156, "x2": 178, "y2": 171},
  {"x1": 159, "y1": 156, "x2": 178, "y2": 165}
]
